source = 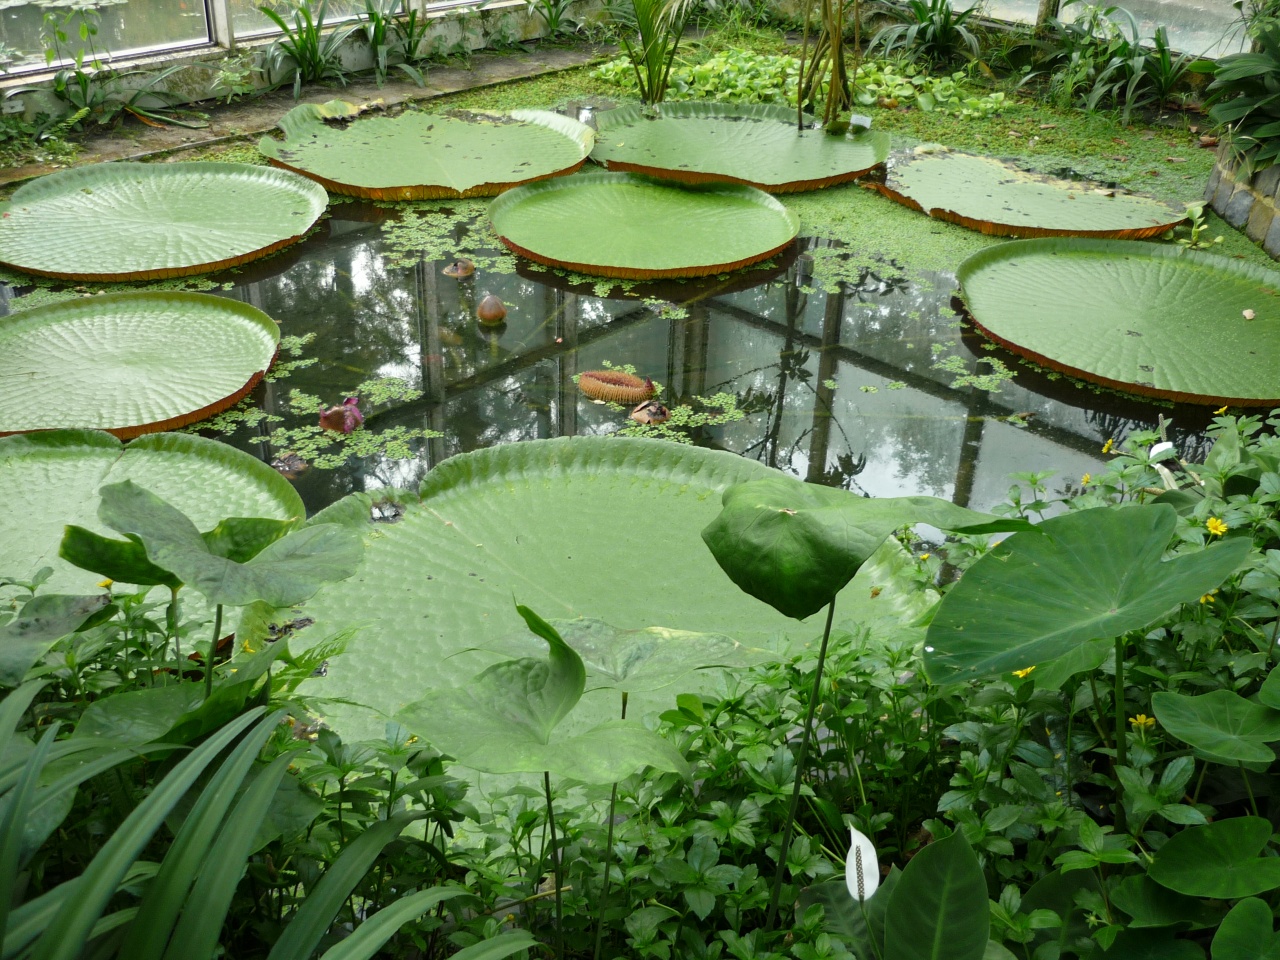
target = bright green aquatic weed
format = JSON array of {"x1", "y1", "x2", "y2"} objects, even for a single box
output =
[
  {"x1": 931, "y1": 346, "x2": 1014, "y2": 391},
  {"x1": 615, "y1": 392, "x2": 745, "y2": 443},
  {"x1": 379, "y1": 200, "x2": 520, "y2": 273}
]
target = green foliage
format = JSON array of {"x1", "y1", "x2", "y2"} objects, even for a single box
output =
[
  {"x1": 1201, "y1": 22, "x2": 1280, "y2": 174},
  {"x1": 359, "y1": 0, "x2": 427, "y2": 87},
  {"x1": 259, "y1": 0, "x2": 359, "y2": 99},
  {"x1": 868, "y1": 0, "x2": 980, "y2": 65}
]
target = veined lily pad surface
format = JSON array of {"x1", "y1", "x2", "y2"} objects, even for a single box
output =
[
  {"x1": 294, "y1": 437, "x2": 928, "y2": 740},
  {"x1": 0, "y1": 162, "x2": 327, "y2": 281},
  {"x1": 0, "y1": 292, "x2": 279, "y2": 438},
  {"x1": 0, "y1": 430, "x2": 304, "y2": 591},
  {"x1": 870, "y1": 151, "x2": 1186, "y2": 238},
  {"x1": 957, "y1": 239, "x2": 1280, "y2": 405},
  {"x1": 590, "y1": 103, "x2": 890, "y2": 192},
  {"x1": 259, "y1": 102, "x2": 594, "y2": 200},
  {"x1": 489, "y1": 172, "x2": 800, "y2": 279}
]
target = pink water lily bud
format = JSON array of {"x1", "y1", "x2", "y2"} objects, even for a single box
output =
[
  {"x1": 319, "y1": 397, "x2": 364, "y2": 434},
  {"x1": 845, "y1": 826, "x2": 880, "y2": 902}
]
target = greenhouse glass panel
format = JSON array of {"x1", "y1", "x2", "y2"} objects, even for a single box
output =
[{"x1": 0, "y1": 0, "x2": 211, "y2": 73}]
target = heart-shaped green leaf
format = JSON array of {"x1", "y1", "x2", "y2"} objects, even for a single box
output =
[
  {"x1": 1149, "y1": 817, "x2": 1280, "y2": 898},
  {"x1": 702, "y1": 477, "x2": 1025, "y2": 620},
  {"x1": 925, "y1": 505, "x2": 1251, "y2": 683},
  {"x1": 1152, "y1": 690, "x2": 1280, "y2": 763},
  {"x1": 1212, "y1": 898, "x2": 1280, "y2": 960},
  {"x1": 884, "y1": 830, "x2": 989, "y2": 960}
]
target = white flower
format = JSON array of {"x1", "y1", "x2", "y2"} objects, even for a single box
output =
[{"x1": 845, "y1": 826, "x2": 879, "y2": 901}]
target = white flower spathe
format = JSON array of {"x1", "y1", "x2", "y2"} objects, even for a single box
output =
[{"x1": 845, "y1": 825, "x2": 879, "y2": 901}]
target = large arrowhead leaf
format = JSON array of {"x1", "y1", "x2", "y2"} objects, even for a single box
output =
[
  {"x1": 925, "y1": 505, "x2": 1252, "y2": 683},
  {"x1": 1152, "y1": 690, "x2": 1280, "y2": 763},
  {"x1": 97, "y1": 480, "x2": 363, "y2": 608},
  {"x1": 0, "y1": 593, "x2": 111, "y2": 686},
  {"x1": 1212, "y1": 898, "x2": 1280, "y2": 960},
  {"x1": 701, "y1": 476, "x2": 1025, "y2": 620},
  {"x1": 1149, "y1": 818, "x2": 1280, "y2": 899},
  {"x1": 884, "y1": 830, "x2": 989, "y2": 960}
]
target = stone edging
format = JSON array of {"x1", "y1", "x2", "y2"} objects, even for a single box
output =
[{"x1": 1205, "y1": 146, "x2": 1280, "y2": 258}]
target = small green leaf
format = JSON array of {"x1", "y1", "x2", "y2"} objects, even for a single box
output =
[{"x1": 0, "y1": 593, "x2": 110, "y2": 687}]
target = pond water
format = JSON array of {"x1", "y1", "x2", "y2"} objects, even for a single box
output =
[{"x1": 158, "y1": 147, "x2": 1223, "y2": 520}]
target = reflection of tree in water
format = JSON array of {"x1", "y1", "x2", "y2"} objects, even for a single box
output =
[{"x1": 442, "y1": 370, "x2": 551, "y2": 458}]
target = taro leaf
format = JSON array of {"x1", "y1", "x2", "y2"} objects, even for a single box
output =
[
  {"x1": 591, "y1": 103, "x2": 890, "y2": 192},
  {"x1": 924, "y1": 505, "x2": 1251, "y2": 683},
  {"x1": 201, "y1": 517, "x2": 298, "y2": 563},
  {"x1": 872, "y1": 152, "x2": 1185, "y2": 238},
  {"x1": 0, "y1": 162, "x2": 327, "y2": 281},
  {"x1": 1258, "y1": 666, "x2": 1280, "y2": 709},
  {"x1": 98, "y1": 480, "x2": 363, "y2": 608},
  {"x1": 481, "y1": 617, "x2": 772, "y2": 695},
  {"x1": 797, "y1": 866, "x2": 901, "y2": 959},
  {"x1": 1111, "y1": 874, "x2": 1211, "y2": 929},
  {"x1": 0, "y1": 430, "x2": 304, "y2": 594},
  {"x1": 701, "y1": 476, "x2": 1026, "y2": 620},
  {"x1": 1212, "y1": 898, "x2": 1280, "y2": 960},
  {"x1": 489, "y1": 171, "x2": 800, "y2": 280},
  {"x1": 1030, "y1": 638, "x2": 1111, "y2": 692},
  {"x1": 59, "y1": 526, "x2": 181, "y2": 589},
  {"x1": 0, "y1": 593, "x2": 111, "y2": 687},
  {"x1": 394, "y1": 605, "x2": 689, "y2": 783},
  {"x1": 884, "y1": 830, "x2": 989, "y2": 960},
  {"x1": 957, "y1": 239, "x2": 1280, "y2": 406},
  {"x1": 0, "y1": 293, "x2": 279, "y2": 438},
  {"x1": 1149, "y1": 817, "x2": 1280, "y2": 898},
  {"x1": 73, "y1": 685, "x2": 206, "y2": 745},
  {"x1": 259, "y1": 103, "x2": 594, "y2": 200},
  {"x1": 1151, "y1": 689, "x2": 1280, "y2": 764}
]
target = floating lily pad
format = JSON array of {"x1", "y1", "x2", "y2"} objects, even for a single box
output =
[
  {"x1": 259, "y1": 102, "x2": 594, "y2": 200},
  {"x1": 870, "y1": 151, "x2": 1185, "y2": 239},
  {"x1": 0, "y1": 292, "x2": 279, "y2": 438},
  {"x1": 489, "y1": 172, "x2": 800, "y2": 279},
  {"x1": 0, "y1": 430, "x2": 303, "y2": 591},
  {"x1": 591, "y1": 103, "x2": 890, "y2": 193},
  {"x1": 957, "y1": 239, "x2": 1280, "y2": 405},
  {"x1": 0, "y1": 163, "x2": 327, "y2": 281}
]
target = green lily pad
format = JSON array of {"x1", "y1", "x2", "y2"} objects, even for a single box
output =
[
  {"x1": 488, "y1": 171, "x2": 800, "y2": 279},
  {"x1": 0, "y1": 162, "x2": 327, "y2": 281},
  {"x1": 870, "y1": 151, "x2": 1185, "y2": 238},
  {"x1": 957, "y1": 239, "x2": 1280, "y2": 406},
  {"x1": 259, "y1": 102, "x2": 594, "y2": 200},
  {"x1": 591, "y1": 103, "x2": 890, "y2": 193},
  {"x1": 0, "y1": 430, "x2": 304, "y2": 591},
  {"x1": 0, "y1": 293, "x2": 279, "y2": 439}
]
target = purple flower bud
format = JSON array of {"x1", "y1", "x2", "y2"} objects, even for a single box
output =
[{"x1": 320, "y1": 397, "x2": 363, "y2": 434}]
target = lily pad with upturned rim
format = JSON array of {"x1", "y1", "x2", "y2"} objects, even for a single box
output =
[
  {"x1": 0, "y1": 430, "x2": 304, "y2": 592},
  {"x1": 489, "y1": 172, "x2": 800, "y2": 279},
  {"x1": 258, "y1": 102, "x2": 595, "y2": 200},
  {"x1": 0, "y1": 162, "x2": 328, "y2": 281},
  {"x1": 956, "y1": 238, "x2": 1280, "y2": 406},
  {"x1": 591, "y1": 103, "x2": 890, "y2": 193},
  {"x1": 0, "y1": 292, "x2": 279, "y2": 439},
  {"x1": 869, "y1": 151, "x2": 1186, "y2": 239}
]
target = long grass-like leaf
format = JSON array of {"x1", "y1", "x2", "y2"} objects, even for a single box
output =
[
  {"x1": 316, "y1": 887, "x2": 469, "y2": 960},
  {"x1": 0, "y1": 725, "x2": 58, "y2": 945},
  {"x1": 0, "y1": 682, "x2": 47, "y2": 756},
  {"x1": 123, "y1": 711, "x2": 286, "y2": 960},
  {"x1": 3, "y1": 865, "x2": 157, "y2": 960},
  {"x1": 266, "y1": 813, "x2": 421, "y2": 960},
  {"x1": 30, "y1": 708, "x2": 267, "y2": 960},
  {"x1": 449, "y1": 931, "x2": 542, "y2": 960}
]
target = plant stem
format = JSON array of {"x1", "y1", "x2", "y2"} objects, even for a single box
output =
[
  {"x1": 765, "y1": 597, "x2": 838, "y2": 932},
  {"x1": 205, "y1": 603, "x2": 222, "y2": 698},
  {"x1": 167, "y1": 587, "x2": 181, "y2": 665},
  {"x1": 1240, "y1": 761, "x2": 1259, "y2": 816},
  {"x1": 1113, "y1": 635, "x2": 1127, "y2": 828},
  {"x1": 593, "y1": 691, "x2": 628, "y2": 960},
  {"x1": 544, "y1": 770, "x2": 563, "y2": 960}
]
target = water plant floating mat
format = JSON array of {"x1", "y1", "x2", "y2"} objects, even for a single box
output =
[
  {"x1": 0, "y1": 162, "x2": 327, "y2": 281},
  {"x1": 0, "y1": 292, "x2": 279, "y2": 438},
  {"x1": 258, "y1": 101, "x2": 595, "y2": 200},
  {"x1": 489, "y1": 172, "x2": 800, "y2": 279},
  {"x1": 590, "y1": 103, "x2": 890, "y2": 193},
  {"x1": 957, "y1": 239, "x2": 1280, "y2": 405},
  {"x1": 0, "y1": 430, "x2": 303, "y2": 592},
  {"x1": 869, "y1": 151, "x2": 1186, "y2": 239}
]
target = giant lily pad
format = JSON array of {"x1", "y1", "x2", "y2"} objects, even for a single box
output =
[
  {"x1": 590, "y1": 103, "x2": 890, "y2": 193},
  {"x1": 869, "y1": 151, "x2": 1185, "y2": 238},
  {"x1": 0, "y1": 292, "x2": 279, "y2": 439},
  {"x1": 0, "y1": 430, "x2": 303, "y2": 591},
  {"x1": 0, "y1": 163, "x2": 327, "y2": 281},
  {"x1": 957, "y1": 239, "x2": 1280, "y2": 406},
  {"x1": 258, "y1": 102, "x2": 594, "y2": 200},
  {"x1": 489, "y1": 172, "x2": 800, "y2": 279},
  {"x1": 293, "y1": 437, "x2": 934, "y2": 739}
]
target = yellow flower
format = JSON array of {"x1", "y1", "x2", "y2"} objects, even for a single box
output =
[
  {"x1": 919, "y1": 553, "x2": 930, "y2": 561},
  {"x1": 97, "y1": 579, "x2": 113, "y2": 589},
  {"x1": 1013, "y1": 666, "x2": 1036, "y2": 679},
  {"x1": 1200, "y1": 593, "x2": 1215, "y2": 604},
  {"x1": 1206, "y1": 517, "x2": 1228, "y2": 537},
  {"x1": 1101, "y1": 438, "x2": 1115, "y2": 454},
  {"x1": 1080, "y1": 473, "x2": 1092, "y2": 486},
  {"x1": 1129, "y1": 714, "x2": 1155, "y2": 731},
  {"x1": 1215, "y1": 405, "x2": 1229, "y2": 415}
]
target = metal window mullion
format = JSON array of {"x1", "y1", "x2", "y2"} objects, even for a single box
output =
[{"x1": 209, "y1": 0, "x2": 236, "y2": 50}]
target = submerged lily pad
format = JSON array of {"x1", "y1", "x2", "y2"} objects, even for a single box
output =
[
  {"x1": 259, "y1": 102, "x2": 594, "y2": 200},
  {"x1": 870, "y1": 151, "x2": 1185, "y2": 239},
  {"x1": 0, "y1": 430, "x2": 303, "y2": 591},
  {"x1": 489, "y1": 172, "x2": 800, "y2": 279},
  {"x1": 957, "y1": 239, "x2": 1280, "y2": 405},
  {"x1": 0, "y1": 292, "x2": 279, "y2": 438},
  {"x1": 0, "y1": 162, "x2": 327, "y2": 281},
  {"x1": 591, "y1": 103, "x2": 889, "y2": 193}
]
